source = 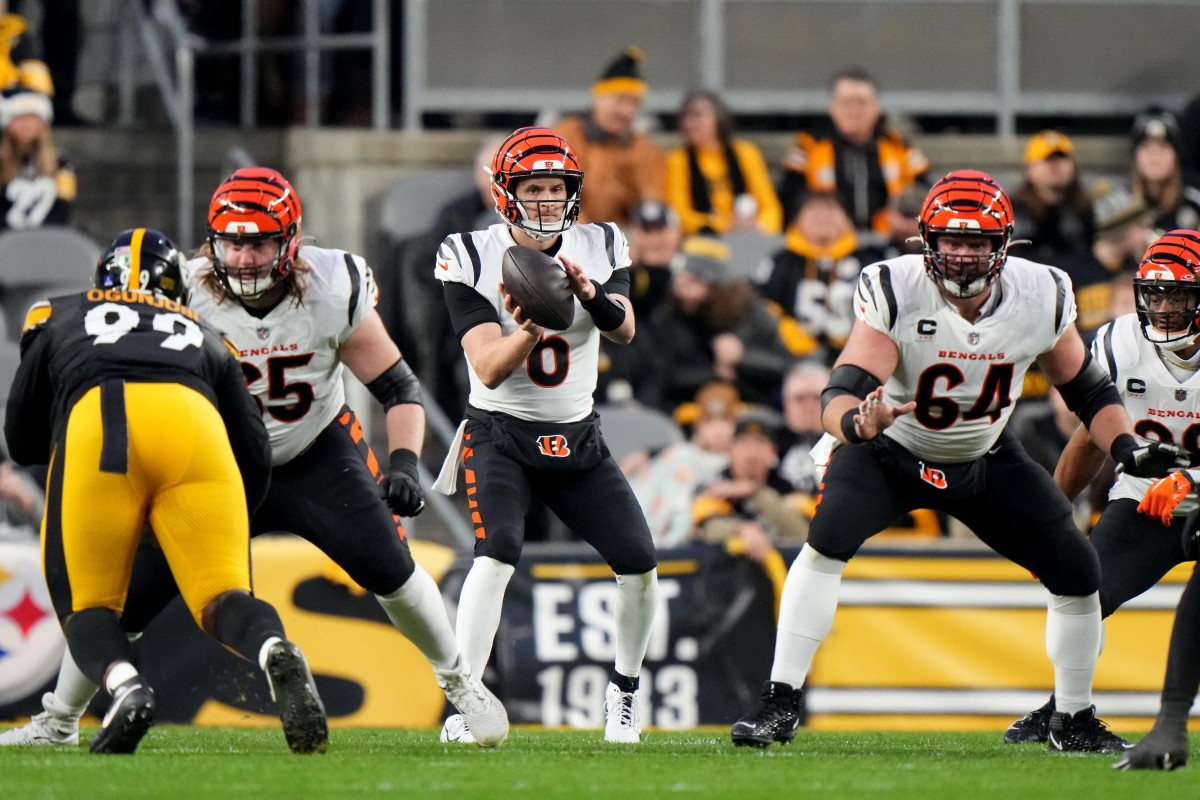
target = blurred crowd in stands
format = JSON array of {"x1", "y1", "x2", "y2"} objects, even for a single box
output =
[{"x1": 5, "y1": 2, "x2": 1200, "y2": 556}]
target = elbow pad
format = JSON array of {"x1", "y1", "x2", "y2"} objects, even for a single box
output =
[
  {"x1": 1056, "y1": 352, "x2": 1120, "y2": 429},
  {"x1": 821, "y1": 364, "x2": 883, "y2": 413},
  {"x1": 365, "y1": 358, "x2": 423, "y2": 411}
]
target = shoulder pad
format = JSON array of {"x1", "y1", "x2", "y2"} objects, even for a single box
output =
[
  {"x1": 21, "y1": 300, "x2": 52, "y2": 332},
  {"x1": 221, "y1": 336, "x2": 239, "y2": 358}
]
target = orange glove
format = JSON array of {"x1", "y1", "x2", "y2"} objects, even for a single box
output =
[{"x1": 1138, "y1": 471, "x2": 1196, "y2": 526}]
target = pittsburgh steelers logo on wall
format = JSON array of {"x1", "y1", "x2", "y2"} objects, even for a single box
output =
[{"x1": 0, "y1": 544, "x2": 66, "y2": 704}]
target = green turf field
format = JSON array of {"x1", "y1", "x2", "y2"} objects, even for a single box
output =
[{"x1": 1, "y1": 728, "x2": 1196, "y2": 799}]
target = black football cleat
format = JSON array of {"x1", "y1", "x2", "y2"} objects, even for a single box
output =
[
  {"x1": 1047, "y1": 705, "x2": 1132, "y2": 754},
  {"x1": 1113, "y1": 722, "x2": 1189, "y2": 771},
  {"x1": 90, "y1": 679, "x2": 155, "y2": 755},
  {"x1": 730, "y1": 681, "x2": 803, "y2": 748},
  {"x1": 266, "y1": 641, "x2": 329, "y2": 755},
  {"x1": 1004, "y1": 694, "x2": 1055, "y2": 744}
]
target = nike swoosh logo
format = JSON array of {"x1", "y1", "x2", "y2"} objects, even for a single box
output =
[{"x1": 438, "y1": 261, "x2": 449, "y2": 271}]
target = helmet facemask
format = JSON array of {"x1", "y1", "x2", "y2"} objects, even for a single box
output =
[
  {"x1": 501, "y1": 175, "x2": 582, "y2": 241},
  {"x1": 923, "y1": 233, "x2": 1008, "y2": 298},
  {"x1": 210, "y1": 231, "x2": 288, "y2": 300},
  {"x1": 1135, "y1": 280, "x2": 1200, "y2": 353}
]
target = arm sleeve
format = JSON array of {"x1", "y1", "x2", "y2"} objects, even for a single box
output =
[
  {"x1": 603, "y1": 267, "x2": 632, "y2": 298},
  {"x1": 211, "y1": 347, "x2": 272, "y2": 512},
  {"x1": 443, "y1": 281, "x2": 500, "y2": 340},
  {"x1": 4, "y1": 328, "x2": 54, "y2": 465}
]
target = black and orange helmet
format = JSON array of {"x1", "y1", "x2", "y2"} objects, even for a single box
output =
[
  {"x1": 206, "y1": 167, "x2": 303, "y2": 299},
  {"x1": 95, "y1": 228, "x2": 189, "y2": 304},
  {"x1": 489, "y1": 127, "x2": 583, "y2": 241},
  {"x1": 1134, "y1": 229, "x2": 1200, "y2": 352},
  {"x1": 917, "y1": 170, "x2": 1014, "y2": 298}
]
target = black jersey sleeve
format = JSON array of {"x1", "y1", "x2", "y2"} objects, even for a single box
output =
[
  {"x1": 209, "y1": 340, "x2": 271, "y2": 512},
  {"x1": 5, "y1": 326, "x2": 54, "y2": 465},
  {"x1": 604, "y1": 267, "x2": 632, "y2": 298},
  {"x1": 443, "y1": 281, "x2": 501, "y2": 340}
]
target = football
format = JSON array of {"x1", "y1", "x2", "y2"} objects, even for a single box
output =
[{"x1": 500, "y1": 245, "x2": 575, "y2": 330}]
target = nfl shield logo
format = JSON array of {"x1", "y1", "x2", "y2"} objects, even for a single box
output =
[
  {"x1": 1177, "y1": 389, "x2": 1188, "y2": 401},
  {"x1": 967, "y1": 332, "x2": 980, "y2": 346},
  {"x1": 257, "y1": 326, "x2": 269, "y2": 341}
]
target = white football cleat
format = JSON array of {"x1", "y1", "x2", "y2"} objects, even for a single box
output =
[
  {"x1": 0, "y1": 693, "x2": 81, "y2": 746},
  {"x1": 604, "y1": 682, "x2": 641, "y2": 744},
  {"x1": 436, "y1": 666, "x2": 508, "y2": 747},
  {"x1": 439, "y1": 713, "x2": 476, "y2": 744}
]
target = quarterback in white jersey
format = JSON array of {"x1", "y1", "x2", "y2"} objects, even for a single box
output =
[
  {"x1": 432, "y1": 127, "x2": 658, "y2": 745},
  {"x1": 1006, "y1": 230, "x2": 1200, "y2": 769},
  {"x1": 732, "y1": 170, "x2": 1184, "y2": 754},
  {"x1": 436, "y1": 220, "x2": 621, "y2": 422},
  {"x1": 0, "y1": 167, "x2": 509, "y2": 750}
]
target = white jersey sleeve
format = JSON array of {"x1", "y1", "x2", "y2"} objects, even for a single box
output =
[
  {"x1": 187, "y1": 245, "x2": 377, "y2": 465},
  {"x1": 860, "y1": 254, "x2": 1077, "y2": 462},
  {"x1": 434, "y1": 223, "x2": 623, "y2": 423},
  {"x1": 1096, "y1": 313, "x2": 1200, "y2": 503}
]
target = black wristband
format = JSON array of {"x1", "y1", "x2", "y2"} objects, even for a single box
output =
[
  {"x1": 580, "y1": 280, "x2": 627, "y2": 332},
  {"x1": 1109, "y1": 433, "x2": 1137, "y2": 464},
  {"x1": 389, "y1": 448, "x2": 420, "y2": 480},
  {"x1": 840, "y1": 407, "x2": 865, "y2": 444}
]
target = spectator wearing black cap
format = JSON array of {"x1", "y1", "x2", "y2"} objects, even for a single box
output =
[
  {"x1": 555, "y1": 46, "x2": 665, "y2": 229},
  {"x1": 595, "y1": 200, "x2": 683, "y2": 407},
  {"x1": 0, "y1": 88, "x2": 73, "y2": 231},
  {"x1": 1130, "y1": 108, "x2": 1200, "y2": 234},
  {"x1": 665, "y1": 90, "x2": 782, "y2": 237},
  {"x1": 647, "y1": 236, "x2": 805, "y2": 409},
  {"x1": 754, "y1": 192, "x2": 887, "y2": 365}
]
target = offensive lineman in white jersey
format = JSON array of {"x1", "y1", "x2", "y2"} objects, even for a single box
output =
[
  {"x1": 0, "y1": 167, "x2": 508, "y2": 748},
  {"x1": 1000, "y1": 230, "x2": 1200, "y2": 770},
  {"x1": 432, "y1": 127, "x2": 658, "y2": 744},
  {"x1": 730, "y1": 170, "x2": 1185, "y2": 752}
]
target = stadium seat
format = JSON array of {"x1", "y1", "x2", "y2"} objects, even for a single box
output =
[
  {"x1": 378, "y1": 169, "x2": 474, "y2": 242},
  {"x1": 596, "y1": 403, "x2": 684, "y2": 464},
  {"x1": 0, "y1": 228, "x2": 99, "y2": 341}
]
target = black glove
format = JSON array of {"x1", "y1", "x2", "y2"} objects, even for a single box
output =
[
  {"x1": 1110, "y1": 433, "x2": 1190, "y2": 479},
  {"x1": 1113, "y1": 705, "x2": 1190, "y2": 771},
  {"x1": 382, "y1": 448, "x2": 425, "y2": 517}
]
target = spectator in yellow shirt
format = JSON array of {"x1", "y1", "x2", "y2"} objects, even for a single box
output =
[{"x1": 666, "y1": 90, "x2": 783, "y2": 237}]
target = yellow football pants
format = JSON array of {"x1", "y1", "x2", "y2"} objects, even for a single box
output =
[{"x1": 42, "y1": 382, "x2": 252, "y2": 627}]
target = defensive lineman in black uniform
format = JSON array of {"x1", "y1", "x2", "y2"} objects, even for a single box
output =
[{"x1": 3, "y1": 228, "x2": 327, "y2": 755}]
